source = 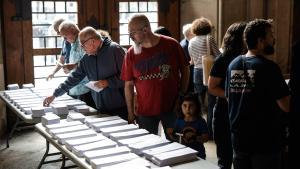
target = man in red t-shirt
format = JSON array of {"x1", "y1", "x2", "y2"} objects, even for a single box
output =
[{"x1": 121, "y1": 14, "x2": 190, "y2": 138}]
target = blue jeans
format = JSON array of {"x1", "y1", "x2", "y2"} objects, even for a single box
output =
[{"x1": 137, "y1": 111, "x2": 176, "y2": 140}]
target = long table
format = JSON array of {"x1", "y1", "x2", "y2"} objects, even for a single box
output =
[
  {"x1": 0, "y1": 91, "x2": 98, "y2": 148},
  {"x1": 35, "y1": 123, "x2": 219, "y2": 169}
]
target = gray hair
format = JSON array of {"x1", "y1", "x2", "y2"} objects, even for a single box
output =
[{"x1": 182, "y1": 23, "x2": 192, "y2": 38}]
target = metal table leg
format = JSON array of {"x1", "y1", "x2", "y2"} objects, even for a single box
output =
[
  {"x1": 37, "y1": 140, "x2": 63, "y2": 169},
  {"x1": 6, "y1": 117, "x2": 20, "y2": 148}
]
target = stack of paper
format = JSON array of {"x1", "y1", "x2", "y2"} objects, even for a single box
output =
[
  {"x1": 41, "y1": 113, "x2": 60, "y2": 126},
  {"x1": 109, "y1": 129, "x2": 149, "y2": 141},
  {"x1": 85, "y1": 116, "x2": 121, "y2": 127},
  {"x1": 74, "y1": 105, "x2": 90, "y2": 113},
  {"x1": 72, "y1": 139, "x2": 117, "y2": 157},
  {"x1": 65, "y1": 135, "x2": 107, "y2": 151},
  {"x1": 91, "y1": 119, "x2": 128, "y2": 132},
  {"x1": 45, "y1": 120, "x2": 82, "y2": 132},
  {"x1": 31, "y1": 106, "x2": 46, "y2": 117},
  {"x1": 100, "y1": 158, "x2": 150, "y2": 169},
  {"x1": 150, "y1": 147, "x2": 198, "y2": 166},
  {"x1": 90, "y1": 153, "x2": 139, "y2": 169},
  {"x1": 117, "y1": 134, "x2": 160, "y2": 146},
  {"x1": 52, "y1": 104, "x2": 69, "y2": 115},
  {"x1": 100, "y1": 124, "x2": 139, "y2": 136},
  {"x1": 127, "y1": 138, "x2": 170, "y2": 155},
  {"x1": 142, "y1": 142, "x2": 186, "y2": 160},
  {"x1": 7, "y1": 84, "x2": 19, "y2": 90},
  {"x1": 49, "y1": 124, "x2": 90, "y2": 139},
  {"x1": 56, "y1": 129, "x2": 97, "y2": 144},
  {"x1": 84, "y1": 146, "x2": 131, "y2": 163},
  {"x1": 22, "y1": 83, "x2": 34, "y2": 89},
  {"x1": 67, "y1": 113, "x2": 86, "y2": 123}
]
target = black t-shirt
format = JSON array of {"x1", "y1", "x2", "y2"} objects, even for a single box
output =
[{"x1": 225, "y1": 55, "x2": 290, "y2": 153}]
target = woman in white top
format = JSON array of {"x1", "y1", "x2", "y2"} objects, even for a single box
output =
[{"x1": 188, "y1": 17, "x2": 220, "y2": 138}]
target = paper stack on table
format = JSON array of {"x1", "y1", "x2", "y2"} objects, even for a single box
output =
[
  {"x1": 22, "y1": 83, "x2": 34, "y2": 89},
  {"x1": 7, "y1": 84, "x2": 19, "y2": 90},
  {"x1": 56, "y1": 129, "x2": 97, "y2": 144},
  {"x1": 85, "y1": 116, "x2": 121, "y2": 127},
  {"x1": 150, "y1": 147, "x2": 199, "y2": 166},
  {"x1": 84, "y1": 146, "x2": 131, "y2": 163},
  {"x1": 31, "y1": 106, "x2": 46, "y2": 117},
  {"x1": 90, "y1": 153, "x2": 139, "y2": 169},
  {"x1": 142, "y1": 142, "x2": 186, "y2": 160},
  {"x1": 41, "y1": 113, "x2": 60, "y2": 126},
  {"x1": 100, "y1": 124, "x2": 139, "y2": 136},
  {"x1": 51, "y1": 104, "x2": 69, "y2": 115},
  {"x1": 100, "y1": 158, "x2": 150, "y2": 169},
  {"x1": 117, "y1": 134, "x2": 160, "y2": 146},
  {"x1": 90, "y1": 119, "x2": 128, "y2": 132},
  {"x1": 74, "y1": 105, "x2": 90, "y2": 113},
  {"x1": 127, "y1": 138, "x2": 170, "y2": 155},
  {"x1": 45, "y1": 120, "x2": 82, "y2": 132},
  {"x1": 109, "y1": 129, "x2": 149, "y2": 141},
  {"x1": 65, "y1": 134, "x2": 107, "y2": 151},
  {"x1": 49, "y1": 124, "x2": 90, "y2": 139},
  {"x1": 67, "y1": 112, "x2": 86, "y2": 123},
  {"x1": 72, "y1": 139, "x2": 117, "y2": 157}
]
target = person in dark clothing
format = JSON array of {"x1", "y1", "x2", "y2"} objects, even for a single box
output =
[
  {"x1": 180, "y1": 23, "x2": 195, "y2": 93},
  {"x1": 225, "y1": 19, "x2": 290, "y2": 169},
  {"x1": 43, "y1": 26, "x2": 127, "y2": 119},
  {"x1": 208, "y1": 21, "x2": 247, "y2": 169},
  {"x1": 154, "y1": 26, "x2": 172, "y2": 37}
]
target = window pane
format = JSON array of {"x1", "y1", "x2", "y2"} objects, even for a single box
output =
[
  {"x1": 32, "y1": 26, "x2": 51, "y2": 37},
  {"x1": 129, "y1": 2, "x2": 138, "y2": 12},
  {"x1": 120, "y1": 35, "x2": 129, "y2": 46},
  {"x1": 34, "y1": 55, "x2": 46, "y2": 66},
  {"x1": 139, "y1": 2, "x2": 147, "y2": 12},
  {"x1": 32, "y1": 1, "x2": 43, "y2": 12},
  {"x1": 150, "y1": 22, "x2": 158, "y2": 31},
  {"x1": 119, "y1": 23, "x2": 128, "y2": 35},
  {"x1": 45, "y1": 37, "x2": 56, "y2": 48},
  {"x1": 66, "y1": 2, "x2": 77, "y2": 12},
  {"x1": 119, "y1": 13, "x2": 131, "y2": 24},
  {"x1": 33, "y1": 38, "x2": 45, "y2": 49},
  {"x1": 57, "y1": 37, "x2": 63, "y2": 48},
  {"x1": 44, "y1": 1, "x2": 54, "y2": 12},
  {"x1": 145, "y1": 12, "x2": 157, "y2": 22},
  {"x1": 119, "y1": 2, "x2": 128, "y2": 12},
  {"x1": 46, "y1": 55, "x2": 57, "y2": 65},
  {"x1": 148, "y1": 2, "x2": 158, "y2": 11},
  {"x1": 55, "y1": 1, "x2": 65, "y2": 12}
]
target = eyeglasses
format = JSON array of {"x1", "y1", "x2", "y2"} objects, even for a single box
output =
[
  {"x1": 128, "y1": 25, "x2": 147, "y2": 37},
  {"x1": 80, "y1": 37, "x2": 94, "y2": 48}
]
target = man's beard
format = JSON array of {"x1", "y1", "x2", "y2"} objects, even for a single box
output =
[
  {"x1": 133, "y1": 41, "x2": 142, "y2": 55},
  {"x1": 263, "y1": 44, "x2": 275, "y2": 55}
]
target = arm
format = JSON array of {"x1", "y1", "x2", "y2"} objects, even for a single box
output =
[
  {"x1": 47, "y1": 55, "x2": 65, "y2": 81},
  {"x1": 179, "y1": 65, "x2": 190, "y2": 94},
  {"x1": 124, "y1": 81, "x2": 135, "y2": 123},
  {"x1": 196, "y1": 133, "x2": 209, "y2": 143},
  {"x1": 277, "y1": 95, "x2": 290, "y2": 113},
  {"x1": 208, "y1": 76, "x2": 225, "y2": 98}
]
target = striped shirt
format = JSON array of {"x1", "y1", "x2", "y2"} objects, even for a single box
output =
[{"x1": 188, "y1": 35, "x2": 220, "y2": 69}]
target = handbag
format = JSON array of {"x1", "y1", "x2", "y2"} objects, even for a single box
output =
[{"x1": 202, "y1": 35, "x2": 215, "y2": 86}]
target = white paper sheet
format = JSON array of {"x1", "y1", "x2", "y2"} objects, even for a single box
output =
[{"x1": 85, "y1": 81, "x2": 103, "y2": 92}]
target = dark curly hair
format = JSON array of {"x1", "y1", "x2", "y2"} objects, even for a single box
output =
[
  {"x1": 191, "y1": 17, "x2": 212, "y2": 36},
  {"x1": 221, "y1": 22, "x2": 247, "y2": 57},
  {"x1": 244, "y1": 19, "x2": 273, "y2": 50},
  {"x1": 177, "y1": 93, "x2": 202, "y2": 119}
]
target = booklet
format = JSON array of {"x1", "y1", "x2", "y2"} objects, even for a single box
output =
[{"x1": 85, "y1": 81, "x2": 103, "y2": 92}]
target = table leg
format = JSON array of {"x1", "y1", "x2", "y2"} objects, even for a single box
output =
[{"x1": 6, "y1": 117, "x2": 20, "y2": 148}]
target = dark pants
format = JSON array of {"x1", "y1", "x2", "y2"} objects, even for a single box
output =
[
  {"x1": 70, "y1": 91, "x2": 96, "y2": 108},
  {"x1": 137, "y1": 111, "x2": 176, "y2": 140},
  {"x1": 213, "y1": 98, "x2": 233, "y2": 169},
  {"x1": 233, "y1": 150, "x2": 281, "y2": 169}
]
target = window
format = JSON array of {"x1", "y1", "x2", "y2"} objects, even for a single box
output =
[
  {"x1": 31, "y1": 0, "x2": 78, "y2": 87},
  {"x1": 118, "y1": 1, "x2": 158, "y2": 46}
]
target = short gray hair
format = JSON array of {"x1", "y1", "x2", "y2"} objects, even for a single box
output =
[{"x1": 182, "y1": 23, "x2": 192, "y2": 38}]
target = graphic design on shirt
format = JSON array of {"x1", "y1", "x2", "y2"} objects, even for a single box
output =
[
  {"x1": 182, "y1": 126, "x2": 197, "y2": 144},
  {"x1": 135, "y1": 53, "x2": 171, "y2": 80},
  {"x1": 230, "y1": 70, "x2": 255, "y2": 93}
]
